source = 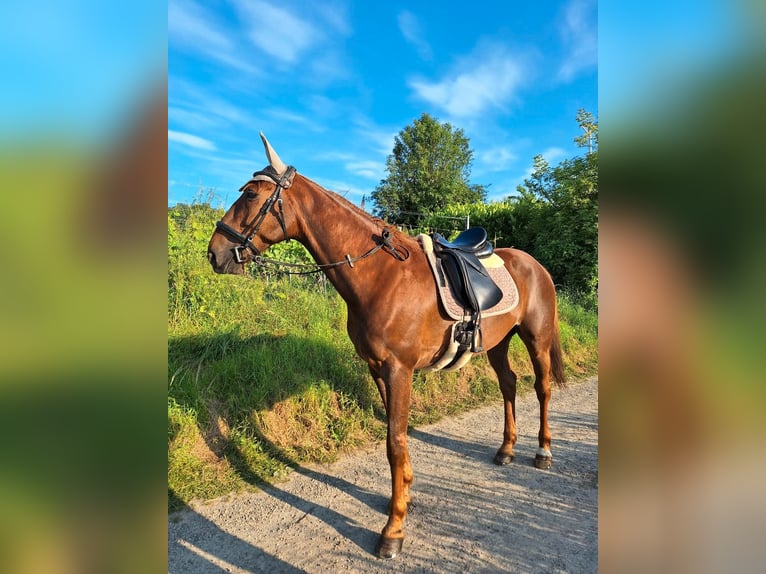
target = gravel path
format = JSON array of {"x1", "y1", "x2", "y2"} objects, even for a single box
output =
[{"x1": 169, "y1": 377, "x2": 597, "y2": 573}]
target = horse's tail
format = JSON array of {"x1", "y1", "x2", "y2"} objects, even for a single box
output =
[{"x1": 550, "y1": 305, "x2": 567, "y2": 389}]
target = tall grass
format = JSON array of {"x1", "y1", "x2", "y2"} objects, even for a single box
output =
[{"x1": 168, "y1": 205, "x2": 597, "y2": 508}]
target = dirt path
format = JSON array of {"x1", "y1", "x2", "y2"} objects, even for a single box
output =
[{"x1": 169, "y1": 377, "x2": 597, "y2": 573}]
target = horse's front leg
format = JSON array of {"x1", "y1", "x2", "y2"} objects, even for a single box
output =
[{"x1": 371, "y1": 361, "x2": 414, "y2": 559}]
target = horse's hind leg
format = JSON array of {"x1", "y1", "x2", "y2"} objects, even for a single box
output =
[
  {"x1": 487, "y1": 331, "x2": 519, "y2": 465},
  {"x1": 519, "y1": 327, "x2": 554, "y2": 469}
]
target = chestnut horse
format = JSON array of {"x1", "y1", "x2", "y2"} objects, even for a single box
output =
[{"x1": 207, "y1": 134, "x2": 566, "y2": 559}]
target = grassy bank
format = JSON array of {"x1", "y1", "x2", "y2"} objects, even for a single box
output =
[{"x1": 168, "y1": 207, "x2": 597, "y2": 509}]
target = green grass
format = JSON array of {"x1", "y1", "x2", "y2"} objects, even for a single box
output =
[
  {"x1": 557, "y1": 290, "x2": 599, "y2": 377},
  {"x1": 167, "y1": 207, "x2": 598, "y2": 510},
  {"x1": 168, "y1": 278, "x2": 597, "y2": 510}
]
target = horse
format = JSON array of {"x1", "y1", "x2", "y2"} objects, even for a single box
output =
[{"x1": 207, "y1": 133, "x2": 566, "y2": 559}]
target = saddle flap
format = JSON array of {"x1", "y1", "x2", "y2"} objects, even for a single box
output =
[{"x1": 439, "y1": 250, "x2": 504, "y2": 312}]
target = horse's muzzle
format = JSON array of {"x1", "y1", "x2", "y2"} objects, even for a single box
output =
[
  {"x1": 207, "y1": 249, "x2": 244, "y2": 275},
  {"x1": 207, "y1": 249, "x2": 223, "y2": 274}
]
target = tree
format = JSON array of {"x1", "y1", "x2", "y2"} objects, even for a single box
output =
[
  {"x1": 513, "y1": 111, "x2": 598, "y2": 299},
  {"x1": 574, "y1": 108, "x2": 598, "y2": 154},
  {"x1": 371, "y1": 113, "x2": 486, "y2": 226}
]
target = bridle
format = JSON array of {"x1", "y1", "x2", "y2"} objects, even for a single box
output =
[
  {"x1": 215, "y1": 166, "x2": 295, "y2": 264},
  {"x1": 214, "y1": 166, "x2": 410, "y2": 273}
]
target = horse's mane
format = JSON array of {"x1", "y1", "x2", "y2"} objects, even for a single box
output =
[{"x1": 298, "y1": 173, "x2": 415, "y2": 245}]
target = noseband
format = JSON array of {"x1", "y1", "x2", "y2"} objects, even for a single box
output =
[{"x1": 215, "y1": 166, "x2": 296, "y2": 263}]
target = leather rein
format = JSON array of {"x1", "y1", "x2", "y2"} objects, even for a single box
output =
[{"x1": 215, "y1": 166, "x2": 410, "y2": 275}]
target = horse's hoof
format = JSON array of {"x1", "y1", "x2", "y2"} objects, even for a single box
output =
[
  {"x1": 376, "y1": 536, "x2": 404, "y2": 559},
  {"x1": 494, "y1": 452, "x2": 515, "y2": 465},
  {"x1": 534, "y1": 453, "x2": 553, "y2": 470}
]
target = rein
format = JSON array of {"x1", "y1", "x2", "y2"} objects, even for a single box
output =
[
  {"x1": 251, "y1": 228, "x2": 409, "y2": 275},
  {"x1": 215, "y1": 167, "x2": 410, "y2": 274}
]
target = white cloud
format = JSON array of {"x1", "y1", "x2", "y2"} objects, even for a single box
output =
[
  {"x1": 369, "y1": 131, "x2": 398, "y2": 157},
  {"x1": 345, "y1": 160, "x2": 385, "y2": 180},
  {"x1": 169, "y1": 0, "x2": 256, "y2": 73},
  {"x1": 557, "y1": 0, "x2": 597, "y2": 81},
  {"x1": 479, "y1": 146, "x2": 519, "y2": 171},
  {"x1": 304, "y1": 94, "x2": 340, "y2": 119},
  {"x1": 351, "y1": 118, "x2": 399, "y2": 156},
  {"x1": 168, "y1": 130, "x2": 216, "y2": 151},
  {"x1": 408, "y1": 42, "x2": 527, "y2": 119},
  {"x1": 314, "y1": 2, "x2": 352, "y2": 36},
  {"x1": 226, "y1": 1, "x2": 351, "y2": 84},
  {"x1": 232, "y1": 0, "x2": 321, "y2": 64},
  {"x1": 309, "y1": 50, "x2": 351, "y2": 84},
  {"x1": 168, "y1": 0, "x2": 351, "y2": 77},
  {"x1": 169, "y1": 77, "x2": 253, "y2": 139},
  {"x1": 169, "y1": 0, "x2": 228, "y2": 51},
  {"x1": 316, "y1": 178, "x2": 368, "y2": 205},
  {"x1": 264, "y1": 108, "x2": 326, "y2": 132},
  {"x1": 542, "y1": 146, "x2": 567, "y2": 163},
  {"x1": 168, "y1": 106, "x2": 212, "y2": 129},
  {"x1": 314, "y1": 150, "x2": 384, "y2": 180},
  {"x1": 398, "y1": 10, "x2": 432, "y2": 60}
]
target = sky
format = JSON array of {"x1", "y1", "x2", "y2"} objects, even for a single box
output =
[{"x1": 168, "y1": 0, "x2": 597, "y2": 208}]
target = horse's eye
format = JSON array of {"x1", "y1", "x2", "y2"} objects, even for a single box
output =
[{"x1": 245, "y1": 190, "x2": 257, "y2": 200}]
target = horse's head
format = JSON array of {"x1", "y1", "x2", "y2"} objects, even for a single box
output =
[{"x1": 207, "y1": 133, "x2": 298, "y2": 275}]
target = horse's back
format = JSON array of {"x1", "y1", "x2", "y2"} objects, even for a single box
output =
[
  {"x1": 495, "y1": 247, "x2": 554, "y2": 283},
  {"x1": 494, "y1": 247, "x2": 557, "y2": 318}
]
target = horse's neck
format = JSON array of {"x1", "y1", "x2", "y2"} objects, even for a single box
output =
[{"x1": 291, "y1": 178, "x2": 392, "y2": 307}]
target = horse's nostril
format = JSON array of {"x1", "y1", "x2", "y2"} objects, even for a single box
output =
[{"x1": 207, "y1": 251, "x2": 216, "y2": 266}]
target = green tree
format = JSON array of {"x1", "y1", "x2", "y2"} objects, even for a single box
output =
[
  {"x1": 513, "y1": 112, "x2": 598, "y2": 299},
  {"x1": 371, "y1": 113, "x2": 486, "y2": 226},
  {"x1": 574, "y1": 108, "x2": 598, "y2": 154}
]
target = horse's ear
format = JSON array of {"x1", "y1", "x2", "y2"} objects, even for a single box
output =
[{"x1": 259, "y1": 131, "x2": 287, "y2": 175}]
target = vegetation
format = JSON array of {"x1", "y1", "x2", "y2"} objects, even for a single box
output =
[
  {"x1": 371, "y1": 113, "x2": 486, "y2": 226},
  {"x1": 513, "y1": 110, "x2": 598, "y2": 298},
  {"x1": 168, "y1": 203, "x2": 598, "y2": 509},
  {"x1": 411, "y1": 110, "x2": 598, "y2": 304},
  {"x1": 370, "y1": 110, "x2": 597, "y2": 304}
]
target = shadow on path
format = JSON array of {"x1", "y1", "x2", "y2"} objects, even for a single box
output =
[{"x1": 168, "y1": 490, "x2": 305, "y2": 574}]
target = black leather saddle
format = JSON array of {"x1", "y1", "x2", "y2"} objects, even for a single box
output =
[
  {"x1": 431, "y1": 229, "x2": 503, "y2": 313},
  {"x1": 432, "y1": 227, "x2": 494, "y2": 258},
  {"x1": 431, "y1": 228, "x2": 503, "y2": 353}
]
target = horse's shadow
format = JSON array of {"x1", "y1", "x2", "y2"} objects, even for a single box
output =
[
  {"x1": 168, "y1": 332, "x2": 388, "y2": 561},
  {"x1": 168, "y1": 489, "x2": 306, "y2": 574}
]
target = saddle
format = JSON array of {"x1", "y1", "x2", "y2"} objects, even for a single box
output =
[
  {"x1": 431, "y1": 228, "x2": 503, "y2": 353},
  {"x1": 432, "y1": 227, "x2": 494, "y2": 258}
]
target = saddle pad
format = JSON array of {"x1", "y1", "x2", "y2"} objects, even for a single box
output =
[{"x1": 417, "y1": 234, "x2": 519, "y2": 321}]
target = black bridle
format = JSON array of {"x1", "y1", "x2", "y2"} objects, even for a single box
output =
[
  {"x1": 215, "y1": 165, "x2": 410, "y2": 273},
  {"x1": 215, "y1": 166, "x2": 295, "y2": 263}
]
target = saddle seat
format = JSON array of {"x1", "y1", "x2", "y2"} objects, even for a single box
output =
[{"x1": 432, "y1": 228, "x2": 493, "y2": 258}]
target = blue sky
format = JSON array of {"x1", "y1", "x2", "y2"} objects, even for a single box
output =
[{"x1": 168, "y1": 0, "x2": 597, "y2": 208}]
